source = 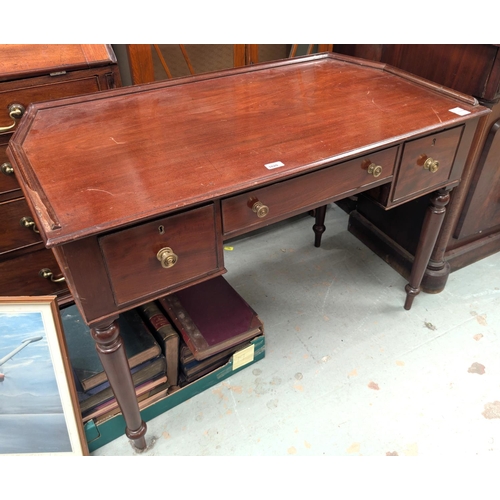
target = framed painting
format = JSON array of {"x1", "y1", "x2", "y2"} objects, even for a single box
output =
[{"x1": 0, "y1": 296, "x2": 88, "y2": 455}]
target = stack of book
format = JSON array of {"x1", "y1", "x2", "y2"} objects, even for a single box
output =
[
  {"x1": 62, "y1": 305, "x2": 171, "y2": 424},
  {"x1": 158, "y1": 275, "x2": 264, "y2": 385}
]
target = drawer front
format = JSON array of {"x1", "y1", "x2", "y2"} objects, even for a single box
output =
[
  {"x1": 0, "y1": 197, "x2": 43, "y2": 254},
  {"x1": 222, "y1": 147, "x2": 398, "y2": 237},
  {"x1": 0, "y1": 138, "x2": 21, "y2": 201},
  {"x1": 100, "y1": 204, "x2": 223, "y2": 305},
  {"x1": 0, "y1": 247, "x2": 68, "y2": 298},
  {"x1": 0, "y1": 75, "x2": 106, "y2": 137},
  {"x1": 392, "y1": 126, "x2": 464, "y2": 202}
]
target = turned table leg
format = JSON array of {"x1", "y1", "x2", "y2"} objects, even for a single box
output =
[
  {"x1": 91, "y1": 318, "x2": 147, "y2": 450},
  {"x1": 404, "y1": 188, "x2": 451, "y2": 310},
  {"x1": 313, "y1": 205, "x2": 327, "y2": 247}
]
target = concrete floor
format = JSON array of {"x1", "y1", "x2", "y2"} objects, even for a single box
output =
[{"x1": 92, "y1": 204, "x2": 500, "y2": 458}]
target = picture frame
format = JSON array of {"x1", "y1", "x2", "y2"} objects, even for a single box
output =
[{"x1": 0, "y1": 296, "x2": 88, "y2": 455}]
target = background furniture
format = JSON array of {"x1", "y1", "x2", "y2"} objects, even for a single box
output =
[
  {"x1": 0, "y1": 44, "x2": 121, "y2": 303},
  {"x1": 123, "y1": 44, "x2": 333, "y2": 84},
  {"x1": 333, "y1": 44, "x2": 500, "y2": 293},
  {"x1": 8, "y1": 54, "x2": 488, "y2": 449}
]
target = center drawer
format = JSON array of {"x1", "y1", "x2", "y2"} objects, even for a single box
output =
[
  {"x1": 99, "y1": 204, "x2": 223, "y2": 306},
  {"x1": 222, "y1": 147, "x2": 398, "y2": 238}
]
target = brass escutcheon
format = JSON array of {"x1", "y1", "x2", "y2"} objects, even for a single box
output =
[
  {"x1": 39, "y1": 268, "x2": 66, "y2": 283},
  {"x1": 1, "y1": 162, "x2": 13, "y2": 176},
  {"x1": 0, "y1": 103, "x2": 25, "y2": 133},
  {"x1": 20, "y1": 216, "x2": 39, "y2": 233},
  {"x1": 157, "y1": 247, "x2": 178, "y2": 268},
  {"x1": 424, "y1": 157, "x2": 439, "y2": 173},
  {"x1": 252, "y1": 200, "x2": 269, "y2": 218},
  {"x1": 367, "y1": 163, "x2": 383, "y2": 178}
]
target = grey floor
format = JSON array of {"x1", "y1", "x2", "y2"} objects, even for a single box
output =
[{"x1": 93, "y1": 204, "x2": 500, "y2": 458}]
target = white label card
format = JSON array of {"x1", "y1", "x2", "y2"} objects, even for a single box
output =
[
  {"x1": 265, "y1": 161, "x2": 285, "y2": 170},
  {"x1": 449, "y1": 107, "x2": 471, "y2": 116}
]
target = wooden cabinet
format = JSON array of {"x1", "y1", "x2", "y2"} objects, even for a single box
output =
[
  {"x1": 0, "y1": 44, "x2": 121, "y2": 303},
  {"x1": 334, "y1": 44, "x2": 500, "y2": 292}
]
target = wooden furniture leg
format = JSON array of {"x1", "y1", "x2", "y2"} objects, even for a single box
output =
[
  {"x1": 91, "y1": 318, "x2": 147, "y2": 450},
  {"x1": 404, "y1": 188, "x2": 451, "y2": 310},
  {"x1": 313, "y1": 205, "x2": 327, "y2": 247}
]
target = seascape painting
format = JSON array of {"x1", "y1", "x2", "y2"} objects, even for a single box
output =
[{"x1": 0, "y1": 298, "x2": 86, "y2": 455}]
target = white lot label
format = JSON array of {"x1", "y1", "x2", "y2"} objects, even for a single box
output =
[
  {"x1": 449, "y1": 107, "x2": 471, "y2": 116},
  {"x1": 265, "y1": 161, "x2": 285, "y2": 170}
]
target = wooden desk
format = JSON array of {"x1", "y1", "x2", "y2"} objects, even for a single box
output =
[{"x1": 7, "y1": 53, "x2": 489, "y2": 450}]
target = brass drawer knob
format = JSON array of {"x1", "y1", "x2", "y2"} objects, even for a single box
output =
[
  {"x1": 20, "y1": 216, "x2": 39, "y2": 233},
  {"x1": 39, "y1": 268, "x2": 66, "y2": 283},
  {"x1": 424, "y1": 157, "x2": 439, "y2": 173},
  {"x1": 1, "y1": 162, "x2": 14, "y2": 176},
  {"x1": 251, "y1": 200, "x2": 269, "y2": 218},
  {"x1": 157, "y1": 247, "x2": 178, "y2": 268},
  {"x1": 367, "y1": 163, "x2": 383, "y2": 177},
  {"x1": 0, "y1": 103, "x2": 26, "y2": 133}
]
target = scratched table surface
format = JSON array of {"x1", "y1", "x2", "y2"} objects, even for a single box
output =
[{"x1": 8, "y1": 54, "x2": 488, "y2": 247}]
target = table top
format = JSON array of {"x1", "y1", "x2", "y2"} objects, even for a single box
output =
[{"x1": 8, "y1": 53, "x2": 489, "y2": 247}]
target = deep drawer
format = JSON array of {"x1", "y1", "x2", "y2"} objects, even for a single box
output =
[
  {"x1": 222, "y1": 147, "x2": 398, "y2": 238},
  {"x1": 0, "y1": 139, "x2": 21, "y2": 201},
  {"x1": 392, "y1": 126, "x2": 464, "y2": 202},
  {"x1": 0, "y1": 197, "x2": 42, "y2": 255},
  {"x1": 0, "y1": 74, "x2": 106, "y2": 137},
  {"x1": 99, "y1": 204, "x2": 223, "y2": 306},
  {"x1": 0, "y1": 247, "x2": 68, "y2": 298}
]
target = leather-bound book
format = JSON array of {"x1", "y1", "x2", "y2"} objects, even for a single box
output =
[
  {"x1": 158, "y1": 276, "x2": 263, "y2": 361},
  {"x1": 179, "y1": 340, "x2": 254, "y2": 383},
  {"x1": 79, "y1": 356, "x2": 167, "y2": 418},
  {"x1": 138, "y1": 301, "x2": 180, "y2": 388}
]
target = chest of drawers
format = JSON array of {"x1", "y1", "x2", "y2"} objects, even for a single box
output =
[{"x1": 0, "y1": 44, "x2": 121, "y2": 303}]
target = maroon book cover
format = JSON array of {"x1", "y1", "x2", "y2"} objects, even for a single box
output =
[{"x1": 158, "y1": 276, "x2": 263, "y2": 360}]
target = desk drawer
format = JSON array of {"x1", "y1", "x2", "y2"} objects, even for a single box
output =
[
  {"x1": 0, "y1": 197, "x2": 42, "y2": 254},
  {"x1": 222, "y1": 147, "x2": 397, "y2": 237},
  {"x1": 99, "y1": 204, "x2": 223, "y2": 306},
  {"x1": 392, "y1": 126, "x2": 464, "y2": 202}
]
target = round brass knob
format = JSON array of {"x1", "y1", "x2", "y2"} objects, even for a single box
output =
[
  {"x1": 252, "y1": 201, "x2": 269, "y2": 218},
  {"x1": 424, "y1": 158, "x2": 439, "y2": 173},
  {"x1": 367, "y1": 163, "x2": 383, "y2": 178},
  {"x1": 1, "y1": 162, "x2": 14, "y2": 176},
  {"x1": 0, "y1": 103, "x2": 26, "y2": 133},
  {"x1": 39, "y1": 268, "x2": 66, "y2": 283},
  {"x1": 157, "y1": 247, "x2": 178, "y2": 268},
  {"x1": 20, "y1": 216, "x2": 40, "y2": 233}
]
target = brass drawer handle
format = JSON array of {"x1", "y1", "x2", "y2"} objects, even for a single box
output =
[
  {"x1": 157, "y1": 247, "x2": 178, "y2": 268},
  {"x1": 39, "y1": 268, "x2": 66, "y2": 283},
  {"x1": 1, "y1": 162, "x2": 14, "y2": 176},
  {"x1": 0, "y1": 103, "x2": 25, "y2": 133},
  {"x1": 424, "y1": 157, "x2": 439, "y2": 173},
  {"x1": 250, "y1": 199, "x2": 269, "y2": 218},
  {"x1": 367, "y1": 163, "x2": 383, "y2": 177},
  {"x1": 20, "y1": 216, "x2": 39, "y2": 233}
]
